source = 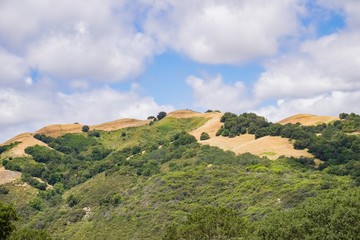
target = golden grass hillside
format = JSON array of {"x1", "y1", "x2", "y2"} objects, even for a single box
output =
[
  {"x1": 1, "y1": 110, "x2": 337, "y2": 161},
  {"x1": 277, "y1": 113, "x2": 339, "y2": 126}
]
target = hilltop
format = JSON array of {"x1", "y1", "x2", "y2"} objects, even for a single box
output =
[
  {"x1": 2, "y1": 110, "x2": 360, "y2": 239},
  {"x1": 2, "y1": 109, "x2": 334, "y2": 160},
  {"x1": 276, "y1": 113, "x2": 339, "y2": 126}
]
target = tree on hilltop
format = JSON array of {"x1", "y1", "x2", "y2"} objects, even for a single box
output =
[
  {"x1": 82, "y1": 125, "x2": 89, "y2": 132},
  {"x1": 157, "y1": 112, "x2": 167, "y2": 120}
]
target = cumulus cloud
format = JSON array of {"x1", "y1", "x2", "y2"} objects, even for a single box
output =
[
  {"x1": 0, "y1": 0, "x2": 157, "y2": 83},
  {"x1": 27, "y1": 31, "x2": 155, "y2": 82},
  {"x1": 144, "y1": 0, "x2": 302, "y2": 64},
  {"x1": 0, "y1": 85, "x2": 174, "y2": 143},
  {"x1": 186, "y1": 74, "x2": 255, "y2": 112},
  {"x1": 256, "y1": 91, "x2": 360, "y2": 122},
  {"x1": 0, "y1": 48, "x2": 28, "y2": 86},
  {"x1": 316, "y1": 0, "x2": 360, "y2": 29},
  {"x1": 254, "y1": 32, "x2": 360, "y2": 100}
]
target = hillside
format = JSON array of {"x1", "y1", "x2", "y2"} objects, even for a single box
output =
[
  {"x1": 2, "y1": 110, "x2": 319, "y2": 160},
  {"x1": 276, "y1": 113, "x2": 339, "y2": 126},
  {"x1": 1, "y1": 110, "x2": 360, "y2": 239}
]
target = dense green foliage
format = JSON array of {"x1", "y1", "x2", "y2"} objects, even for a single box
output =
[
  {"x1": 256, "y1": 190, "x2": 360, "y2": 239},
  {"x1": 9, "y1": 227, "x2": 52, "y2": 240},
  {"x1": 163, "y1": 206, "x2": 250, "y2": 240},
  {"x1": 0, "y1": 142, "x2": 20, "y2": 155},
  {"x1": 200, "y1": 132, "x2": 210, "y2": 140},
  {"x1": 157, "y1": 111, "x2": 167, "y2": 120},
  {"x1": 0, "y1": 202, "x2": 19, "y2": 239},
  {"x1": 2, "y1": 114, "x2": 360, "y2": 239},
  {"x1": 218, "y1": 112, "x2": 360, "y2": 184},
  {"x1": 216, "y1": 112, "x2": 269, "y2": 137}
]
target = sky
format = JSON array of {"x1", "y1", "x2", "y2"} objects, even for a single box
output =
[{"x1": 1, "y1": 0, "x2": 360, "y2": 143}]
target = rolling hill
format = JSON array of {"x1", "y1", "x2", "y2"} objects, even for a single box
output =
[
  {"x1": 1, "y1": 109, "x2": 332, "y2": 160},
  {"x1": 2, "y1": 109, "x2": 359, "y2": 239}
]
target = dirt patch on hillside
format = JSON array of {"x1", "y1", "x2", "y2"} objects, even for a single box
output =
[
  {"x1": 277, "y1": 114, "x2": 339, "y2": 126},
  {"x1": 0, "y1": 167, "x2": 21, "y2": 185},
  {"x1": 190, "y1": 112, "x2": 223, "y2": 138},
  {"x1": 197, "y1": 134, "x2": 312, "y2": 160},
  {"x1": 189, "y1": 112, "x2": 313, "y2": 160},
  {"x1": 1, "y1": 133, "x2": 50, "y2": 157}
]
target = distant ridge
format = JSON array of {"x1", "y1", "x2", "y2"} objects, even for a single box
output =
[
  {"x1": 1, "y1": 110, "x2": 338, "y2": 160},
  {"x1": 277, "y1": 113, "x2": 339, "y2": 126}
]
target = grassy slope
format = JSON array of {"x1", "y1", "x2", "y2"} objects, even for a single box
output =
[
  {"x1": 0, "y1": 115, "x2": 357, "y2": 239},
  {"x1": 47, "y1": 158, "x2": 351, "y2": 239}
]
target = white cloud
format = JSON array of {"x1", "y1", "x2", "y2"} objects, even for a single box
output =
[
  {"x1": 186, "y1": 74, "x2": 255, "y2": 112},
  {"x1": 0, "y1": 48, "x2": 28, "y2": 85},
  {"x1": 251, "y1": 1, "x2": 360, "y2": 120},
  {"x1": 254, "y1": 32, "x2": 360, "y2": 100},
  {"x1": 256, "y1": 91, "x2": 360, "y2": 122},
  {"x1": 144, "y1": 0, "x2": 303, "y2": 64},
  {"x1": 316, "y1": 0, "x2": 360, "y2": 30},
  {"x1": 0, "y1": 0, "x2": 157, "y2": 83},
  {"x1": 27, "y1": 31, "x2": 155, "y2": 82},
  {"x1": 0, "y1": 85, "x2": 174, "y2": 143}
]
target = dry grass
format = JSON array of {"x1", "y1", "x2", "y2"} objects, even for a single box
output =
[
  {"x1": 190, "y1": 112, "x2": 223, "y2": 138},
  {"x1": 0, "y1": 167, "x2": 21, "y2": 185},
  {"x1": 1, "y1": 132, "x2": 50, "y2": 157},
  {"x1": 198, "y1": 134, "x2": 312, "y2": 160},
  {"x1": 35, "y1": 119, "x2": 152, "y2": 138},
  {"x1": 189, "y1": 112, "x2": 313, "y2": 160},
  {"x1": 93, "y1": 118, "x2": 151, "y2": 131},
  {"x1": 277, "y1": 114, "x2": 339, "y2": 126},
  {"x1": 1, "y1": 110, "x2": 319, "y2": 160},
  {"x1": 166, "y1": 109, "x2": 203, "y2": 119}
]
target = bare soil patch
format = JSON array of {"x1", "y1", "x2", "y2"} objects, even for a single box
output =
[{"x1": 0, "y1": 167, "x2": 21, "y2": 185}]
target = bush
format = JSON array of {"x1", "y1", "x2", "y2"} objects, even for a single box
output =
[
  {"x1": 157, "y1": 111, "x2": 167, "y2": 121},
  {"x1": 163, "y1": 206, "x2": 249, "y2": 240},
  {"x1": 0, "y1": 187, "x2": 9, "y2": 194},
  {"x1": 0, "y1": 202, "x2": 19, "y2": 239},
  {"x1": 200, "y1": 132, "x2": 210, "y2": 141},
  {"x1": 9, "y1": 227, "x2": 52, "y2": 240},
  {"x1": 67, "y1": 194, "x2": 80, "y2": 207},
  {"x1": 87, "y1": 130, "x2": 100, "y2": 137},
  {"x1": 30, "y1": 197, "x2": 43, "y2": 211},
  {"x1": 82, "y1": 125, "x2": 90, "y2": 132}
]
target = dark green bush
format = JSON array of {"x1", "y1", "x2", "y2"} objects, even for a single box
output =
[
  {"x1": 82, "y1": 125, "x2": 90, "y2": 132},
  {"x1": 200, "y1": 132, "x2": 210, "y2": 141}
]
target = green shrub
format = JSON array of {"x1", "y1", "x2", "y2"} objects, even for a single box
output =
[
  {"x1": 157, "y1": 111, "x2": 167, "y2": 120},
  {"x1": 67, "y1": 194, "x2": 80, "y2": 207},
  {"x1": 9, "y1": 227, "x2": 52, "y2": 240},
  {"x1": 200, "y1": 132, "x2": 210, "y2": 141},
  {"x1": 163, "y1": 206, "x2": 249, "y2": 240},
  {"x1": 30, "y1": 197, "x2": 43, "y2": 211},
  {"x1": 0, "y1": 187, "x2": 9, "y2": 194},
  {"x1": 82, "y1": 125, "x2": 90, "y2": 132},
  {"x1": 0, "y1": 202, "x2": 19, "y2": 239}
]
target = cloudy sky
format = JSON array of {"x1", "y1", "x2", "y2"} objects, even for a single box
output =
[{"x1": 1, "y1": 0, "x2": 360, "y2": 142}]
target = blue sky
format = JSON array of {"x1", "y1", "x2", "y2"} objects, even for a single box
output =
[{"x1": 1, "y1": 0, "x2": 360, "y2": 142}]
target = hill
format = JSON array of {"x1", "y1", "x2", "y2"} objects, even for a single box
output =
[
  {"x1": 1, "y1": 110, "x2": 360, "y2": 239},
  {"x1": 2, "y1": 110, "x2": 319, "y2": 160},
  {"x1": 276, "y1": 113, "x2": 338, "y2": 126}
]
